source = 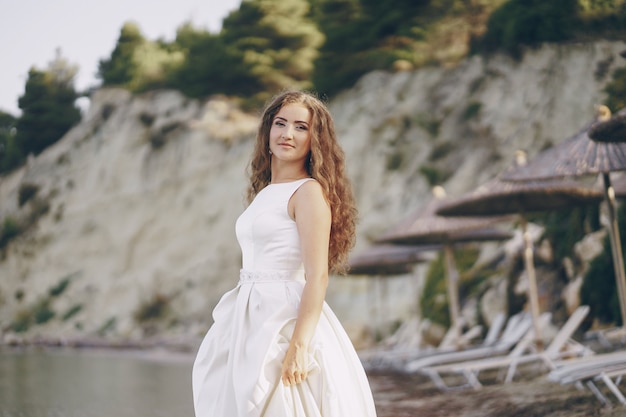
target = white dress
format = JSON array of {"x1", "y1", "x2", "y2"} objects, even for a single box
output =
[{"x1": 192, "y1": 178, "x2": 377, "y2": 417}]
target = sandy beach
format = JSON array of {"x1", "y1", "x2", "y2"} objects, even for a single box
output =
[{"x1": 368, "y1": 367, "x2": 626, "y2": 417}]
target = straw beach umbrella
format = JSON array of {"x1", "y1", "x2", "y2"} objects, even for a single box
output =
[
  {"x1": 376, "y1": 187, "x2": 513, "y2": 345},
  {"x1": 588, "y1": 107, "x2": 626, "y2": 143},
  {"x1": 436, "y1": 154, "x2": 605, "y2": 345},
  {"x1": 348, "y1": 244, "x2": 434, "y2": 276},
  {"x1": 501, "y1": 108, "x2": 626, "y2": 331},
  {"x1": 347, "y1": 244, "x2": 434, "y2": 334}
]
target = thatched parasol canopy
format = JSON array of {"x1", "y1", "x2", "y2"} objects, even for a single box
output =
[
  {"x1": 501, "y1": 126, "x2": 626, "y2": 182},
  {"x1": 375, "y1": 188, "x2": 513, "y2": 346},
  {"x1": 377, "y1": 193, "x2": 513, "y2": 246},
  {"x1": 588, "y1": 108, "x2": 626, "y2": 143},
  {"x1": 436, "y1": 176, "x2": 604, "y2": 217},
  {"x1": 501, "y1": 109, "x2": 626, "y2": 334},
  {"x1": 348, "y1": 244, "x2": 434, "y2": 276},
  {"x1": 436, "y1": 155, "x2": 605, "y2": 346}
]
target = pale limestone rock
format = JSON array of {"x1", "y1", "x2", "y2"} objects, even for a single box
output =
[
  {"x1": 503, "y1": 223, "x2": 545, "y2": 259},
  {"x1": 480, "y1": 277, "x2": 508, "y2": 324},
  {"x1": 383, "y1": 316, "x2": 423, "y2": 349},
  {"x1": 420, "y1": 319, "x2": 447, "y2": 348},
  {"x1": 460, "y1": 298, "x2": 478, "y2": 328},
  {"x1": 535, "y1": 239, "x2": 554, "y2": 264},
  {"x1": 574, "y1": 229, "x2": 607, "y2": 264},
  {"x1": 562, "y1": 275, "x2": 583, "y2": 315}
]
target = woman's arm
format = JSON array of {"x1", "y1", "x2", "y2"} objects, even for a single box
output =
[{"x1": 281, "y1": 180, "x2": 331, "y2": 386}]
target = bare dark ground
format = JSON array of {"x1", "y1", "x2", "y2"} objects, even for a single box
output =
[{"x1": 367, "y1": 367, "x2": 626, "y2": 417}]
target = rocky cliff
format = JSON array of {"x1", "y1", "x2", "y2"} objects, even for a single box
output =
[{"x1": 1, "y1": 41, "x2": 625, "y2": 348}]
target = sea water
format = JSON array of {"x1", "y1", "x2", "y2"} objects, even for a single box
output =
[{"x1": 0, "y1": 348, "x2": 194, "y2": 417}]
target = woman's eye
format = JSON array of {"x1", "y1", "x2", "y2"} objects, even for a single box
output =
[
  {"x1": 296, "y1": 125, "x2": 308, "y2": 131},
  {"x1": 274, "y1": 120, "x2": 285, "y2": 127}
]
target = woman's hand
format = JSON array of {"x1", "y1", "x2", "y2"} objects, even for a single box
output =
[{"x1": 281, "y1": 342, "x2": 309, "y2": 386}]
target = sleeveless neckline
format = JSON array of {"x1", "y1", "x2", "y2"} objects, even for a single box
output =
[{"x1": 269, "y1": 178, "x2": 312, "y2": 185}]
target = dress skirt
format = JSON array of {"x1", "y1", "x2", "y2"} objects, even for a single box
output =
[{"x1": 192, "y1": 269, "x2": 377, "y2": 417}]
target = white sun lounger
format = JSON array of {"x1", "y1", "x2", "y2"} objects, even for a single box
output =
[
  {"x1": 360, "y1": 313, "x2": 507, "y2": 371},
  {"x1": 402, "y1": 311, "x2": 533, "y2": 373},
  {"x1": 420, "y1": 305, "x2": 591, "y2": 391},
  {"x1": 548, "y1": 350, "x2": 626, "y2": 406}
]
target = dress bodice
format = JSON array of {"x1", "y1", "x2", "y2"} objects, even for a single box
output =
[{"x1": 236, "y1": 178, "x2": 313, "y2": 272}]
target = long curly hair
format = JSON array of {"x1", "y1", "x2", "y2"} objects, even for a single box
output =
[{"x1": 246, "y1": 91, "x2": 358, "y2": 274}]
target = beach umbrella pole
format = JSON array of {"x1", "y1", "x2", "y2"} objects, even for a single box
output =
[
  {"x1": 602, "y1": 173, "x2": 626, "y2": 330},
  {"x1": 376, "y1": 277, "x2": 383, "y2": 332},
  {"x1": 443, "y1": 244, "x2": 462, "y2": 346},
  {"x1": 521, "y1": 216, "x2": 543, "y2": 348}
]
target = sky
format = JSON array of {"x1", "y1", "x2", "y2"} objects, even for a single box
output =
[{"x1": 0, "y1": 0, "x2": 242, "y2": 115}]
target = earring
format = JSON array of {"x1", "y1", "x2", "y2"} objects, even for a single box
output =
[{"x1": 269, "y1": 149, "x2": 272, "y2": 155}]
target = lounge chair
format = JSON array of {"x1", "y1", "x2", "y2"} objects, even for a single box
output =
[
  {"x1": 402, "y1": 311, "x2": 532, "y2": 373},
  {"x1": 359, "y1": 313, "x2": 508, "y2": 372},
  {"x1": 360, "y1": 319, "x2": 485, "y2": 371},
  {"x1": 420, "y1": 305, "x2": 591, "y2": 391},
  {"x1": 592, "y1": 364, "x2": 626, "y2": 406},
  {"x1": 548, "y1": 350, "x2": 626, "y2": 406}
]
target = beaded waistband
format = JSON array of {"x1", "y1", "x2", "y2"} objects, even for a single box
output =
[{"x1": 238, "y1": 269, "x2": 305, "y2": 284}]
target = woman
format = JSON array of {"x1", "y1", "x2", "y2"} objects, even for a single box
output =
[{"x1": 192, "y1": 91, "x2": 377, "y2": 417}]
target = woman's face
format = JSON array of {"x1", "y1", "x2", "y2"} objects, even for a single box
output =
[{"x1": 269, "y1": 103, "x2": 312, "y2": 166}]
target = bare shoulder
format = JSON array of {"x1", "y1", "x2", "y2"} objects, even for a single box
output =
[
  {"x1": 294, "y1": 180, "x2": 326, "y2": 204},
  {"x1": 290, "y1": 180, "x2": 329, "y2": 220}
]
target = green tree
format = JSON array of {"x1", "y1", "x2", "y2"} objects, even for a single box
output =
[
  {"x1": 358, "y1": 0, "x2": 429, "y2": 40},
  {"x1": 221, "y1": 0, "x2": 324, "y2": 100},
  {"x1": 15, "y1": 50, "x2": 81, "y2": 157},
  {"x1": 311, "y1": 0, "x2": 427, "y2": 96},
  {"x1": 473, "y1": 0, "x2": 579, "y2": 58},
  {"x1": 98, "y1": 22, "x2": 145, "y2": 86},
  {"x1": 99, "y1": 21, "x2": 184, "y2": 92},
  {"x1": 310, "y1": 0, "x2": 364, "y2": 95},
  {"x1": 167, "y1": 23, "x2": 260, "y2": 98},
  {"x1": 131, "y1": 40, "x2": 184, "y2": 92}
]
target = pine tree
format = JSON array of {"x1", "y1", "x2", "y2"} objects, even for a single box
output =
[
  {"x1": 99, "y1": 21, "x2": 184, "y2": 92},
  {"x1": 311, "y1": 0, "x2": 426, "y2": 96},
  {"x1": 221, "y1": 0, "x2": 324, "y2": 98},
  {"x1": 15, "y1": 49, "x2": 81, "y2": 157},
  {"x1": 168, "y1": 23, "x2": 260, "y2": 98},
  {"x1": 98, "y1": 22, "x2": 145, "y2": 86}
]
